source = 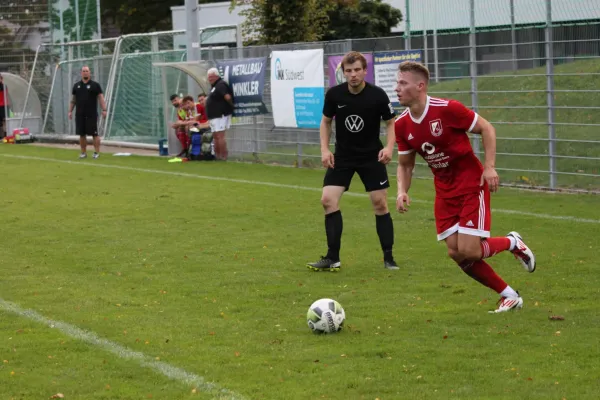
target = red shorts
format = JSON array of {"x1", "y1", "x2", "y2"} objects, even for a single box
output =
[{"x1": 434, "y1": 186, "x2": 491, "y2": 241}]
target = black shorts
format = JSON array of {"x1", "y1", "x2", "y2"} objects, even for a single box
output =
[
  {"x1": 75, "y1": 115, "x2": 98, "y2": 136},
  {"x1": 0, "y1": 106, "x2": 7, "y2": 122},
  {"x1": 323, "y1": 159, "x2": 390, "y2": 192}
]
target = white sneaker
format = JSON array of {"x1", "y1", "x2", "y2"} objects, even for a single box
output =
[
  {"x1": 79, "y1": 153, "x2": 87, "y2": 159},
  {"x1": 507, "y1": 231, "x2": 536, "y2": 273},
  {"x1": 489, "y1": 296, "x2": 523, "y2": 313},
  {"x1": 93, "y1": 152, "x2": 100, "y2": 159}
]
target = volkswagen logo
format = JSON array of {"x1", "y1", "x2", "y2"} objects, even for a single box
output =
[{"x1": 345, "y1": 115, "x2": 364, "y2": 133}]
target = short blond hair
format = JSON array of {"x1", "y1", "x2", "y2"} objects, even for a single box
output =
[{"x1": 398, "y1": 61, "x2": 430, "y2": 83}]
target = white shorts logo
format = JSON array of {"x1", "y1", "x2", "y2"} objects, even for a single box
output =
[
  {"x1": 430, "y1": 119, "x2": 443, "y2": 136},
  {"x1": 345, "y1": 115, "x2": 364, "y2": 132},
  {"x1": 421, "y1": 142, "x2": 436, "y2": 154}
]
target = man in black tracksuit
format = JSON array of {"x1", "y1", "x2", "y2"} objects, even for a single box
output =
[{"x1": 69, "y1": 66, "x2": 107, "y2": 159}]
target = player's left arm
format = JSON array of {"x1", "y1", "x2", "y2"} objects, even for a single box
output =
[
  {"x1": 470, "y1": 115, "x2": 499, "y2": 192},
  {"x1": 95, "y1": 83, "x2": 107, "y2": 117},
  {"x1": 378, "y1": 118, "x2": 395, "y2": 165},
  {"x1": 98, "y1": 93, "x2": 107, "y2": 118},
  {"x1": 224, "y1": 94, "x2": 234, "y2": 107},
  {"x1": 222, "y1": 83, "x2": 234, "y2": 107},
  {"x1": 194, "y1": 121, "x2": 210, "y2": 129},
  {"x1": 378, "y1": 94, "x2": 396, "y2": 164}
]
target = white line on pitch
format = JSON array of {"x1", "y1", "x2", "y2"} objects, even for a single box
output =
[
  {"x1": 2, "y1": 153, "x2": 599, "y2": 225},
  {"x1": 0, "y1": 298, "x2": 246, "y2": 400}
]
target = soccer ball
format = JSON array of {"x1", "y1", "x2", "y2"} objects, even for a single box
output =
[{"x1": 306, "y1": 298, "x2": 345, "y2": 333}]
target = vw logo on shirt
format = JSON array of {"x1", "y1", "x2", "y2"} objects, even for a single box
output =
[{"x1": 345, "y1": 115, "x2": 364, "y2": 133}]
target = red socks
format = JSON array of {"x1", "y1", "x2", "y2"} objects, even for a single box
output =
[
  {"x1": 480, "y1": 237, "x2": 511, "y2": 259},
  {"x1": 459, "y1": 260, "x2": 508, "y2": 294}
]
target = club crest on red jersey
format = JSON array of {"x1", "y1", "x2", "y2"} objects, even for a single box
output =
[{"x1": 430, "y1": 119, "x2": 443, "y2": 137}]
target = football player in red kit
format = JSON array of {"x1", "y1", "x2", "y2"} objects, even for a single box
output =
[{"x1": 393, "y1": 61, "x2": 536, "y2": 313}]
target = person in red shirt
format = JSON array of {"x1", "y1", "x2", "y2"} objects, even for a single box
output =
[
  {"x1": 170, "y1": 95, "x2": 197, "y2": 157},
  {"x1": 195, "y1": 94, "x2": 208, "y2": 124},
  {"x1": 393, "y1": 61, "x2": 536, "y2": 314},
  {"x1": 0, "y1": 74, "x2": 9, "y2": 138}
]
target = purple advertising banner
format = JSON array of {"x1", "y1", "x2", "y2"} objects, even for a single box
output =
[{"x1": 327, "y1": 53, "x2": 375, "y2": 88}]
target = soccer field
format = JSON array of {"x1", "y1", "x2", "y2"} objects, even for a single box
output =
[{"x1": 1, "y1": 145, "x2": 599, "y2": 400}]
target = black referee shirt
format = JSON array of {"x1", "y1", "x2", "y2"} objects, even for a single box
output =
[{"x1": 72, "y1": 79, "x2": 103, "y2": 117}]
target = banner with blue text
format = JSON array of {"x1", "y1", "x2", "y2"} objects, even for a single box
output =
[{"x1": 270, "y1": 49, "x2": 324, "y2": 128}]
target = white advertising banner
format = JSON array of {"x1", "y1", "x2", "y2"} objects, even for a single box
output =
[
  {"x1": 270, "y1": 49, "x2": 324, "y2": 128},
  {"x1": 374, "y1": 50, "x2": 423, "y2": 107}
]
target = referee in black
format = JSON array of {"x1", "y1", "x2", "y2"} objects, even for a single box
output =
[
  {"x1": 307, "y1": 51, "x2": 398, "y2": 272},
  {"x1": 68, "y1": 65, "x2": 107, "y2": 159}
]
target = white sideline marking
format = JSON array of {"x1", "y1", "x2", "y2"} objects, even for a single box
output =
[
  {"x1": 1, "y1": 153, "x2": 599, "y2": 225},
  {"x1": 0, "y1": 298, "x2": 246, "y2": 400}
]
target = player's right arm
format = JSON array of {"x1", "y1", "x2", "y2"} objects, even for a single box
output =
[
  {"x1": 68, "y1": 85, "x2": 76, "y2": 119},
  {"x1": 320, "y1": 116, "x2": 334, "y2": 168},
  {"x1": 320, "y1": 89, "x2": 336, "y2": 168},
  {"x1": 171, "y1": 109, "x2": 185, "y2": 128},
  {"x1": 396, "y1": 152, "x2": 416, "y2": 213},
  {"x1": 395, "y1": 119, "x2": 415, "y2": 213}
]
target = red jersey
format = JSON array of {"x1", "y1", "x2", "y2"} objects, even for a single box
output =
[
  {"x1": 395, "y1": 96, "x2": 482, "y2": 199},
  {"x1": 196, "y1": 103, "x2": 208, "y2": 123},
  {"x1": 0, "y1": 83, "x2": 7, "y2": 106}
]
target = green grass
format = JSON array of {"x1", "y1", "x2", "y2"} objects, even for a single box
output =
[{"x1": 1, "y1": 144, "x2": 600, "y2": 399}]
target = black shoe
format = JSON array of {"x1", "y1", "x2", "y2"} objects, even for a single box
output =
[
  {"x1": 384, "y1": 259, "x2": 399, "y2": 270},
  {"x1": 307, "y1": 257, "x2": 341, "y2": 272}
]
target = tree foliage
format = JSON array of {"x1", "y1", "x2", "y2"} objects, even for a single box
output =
[
  {"x1": 100, "y1": 0, "x2": 224, "y2": 36},
  {"x1": 324, "y1": 0, "x2": 403, "y2": 41},
  {"x1": 231, "y1": 0, "x2": 402, "y2": 45},
  {"x1": 231, "y1": 0, "x2": 335, "y2": 45}
]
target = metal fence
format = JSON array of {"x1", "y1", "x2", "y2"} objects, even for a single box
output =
[
  {"x1": 225, "y1": 22, "x2": 600, "y2": 192},
  {"x1": 25, "y1": 39, "x2": 118, "y2": 138},
  {"x1": 0, "y1": 0, "x2": 101, "y2": 76},
  {"x1": 21, "y1": 14, "x2": 600, "y2": 192},
  {"x1": 25, "y1": 28, "x2": 237, "y2": 142},
  {"x1": 0, "y1": 0, "x2": 51, "y2": 78}
]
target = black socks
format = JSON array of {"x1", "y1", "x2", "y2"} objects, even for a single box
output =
[
  {"x1": 376, "y1": 213, "x2": 395, "y2": 261},
  {"x1": 325, "y1": 210, "x2": 343, "y2": 261},
  {"x1": 324, "y1": 211, "x2": 394, "y2": 262}
]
